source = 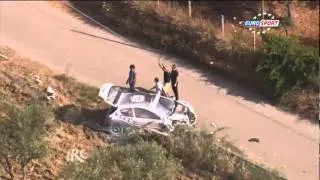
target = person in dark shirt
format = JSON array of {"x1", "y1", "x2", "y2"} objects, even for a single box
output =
[
  {"x1": 170, "y1": 64, "x2": 179, "y2": 100},
  {"x1": 126, "y1": 64, "x2": 136, "y2": 92},
  {"x1": 158, "y1": 61, "x2": 171, "y2": 97}
]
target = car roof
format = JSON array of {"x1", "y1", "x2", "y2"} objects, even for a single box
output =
[{"x1": 116, "y1": 92, "x2": 175, "y2": 116}]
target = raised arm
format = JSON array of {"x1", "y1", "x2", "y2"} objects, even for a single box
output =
[{"x1": 158, "y1": 61, "x2": 165, "y2": 71}]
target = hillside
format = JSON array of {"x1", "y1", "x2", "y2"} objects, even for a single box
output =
[
  {"x1": 0, "y1": 46, "x2": 106, "y2": 179},
  {"x1": 0, "y1": 46, "x2": 285, "y2": 179}
]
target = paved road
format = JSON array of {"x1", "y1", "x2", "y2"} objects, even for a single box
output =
[{"x1": 0, "y1": 1, "x2": 318, "y2": 179}]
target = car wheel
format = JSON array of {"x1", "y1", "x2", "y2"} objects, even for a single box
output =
[
  {"x1": 108, "y1": 122, "x2": 131, "y2": 137},
  {"x1": 109, "y1": 123, "x2": 122, "y2": 134}
]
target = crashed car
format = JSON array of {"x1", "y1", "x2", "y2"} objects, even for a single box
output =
[{"x1": 98, "y1": 83, "x2": 197, "y2": 135}]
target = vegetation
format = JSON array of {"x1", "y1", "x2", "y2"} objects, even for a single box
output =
[
  {"x1": 257, "y1": 34, "x2": 319, "y2": 120},
  {"x1": 55, "y1": 74, "x2": 102, "y2": 107},
  {"x1": 60, "y1": 141, "x2": 181, "y2": 180},
  {"x1": 258, "y1": 34, "x2": 318, "y2": 97},
  {"x1": 60, "y1": 126, "x2": 285, "y2": 180},
  {"x1": 0, "y1": 99, "x2": 50, "y2": 179},
  {"x1": 133, "y1": 127, "x2": 285, "y2": 180}
]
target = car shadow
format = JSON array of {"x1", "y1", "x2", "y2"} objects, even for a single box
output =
[{"x1": 55, "y1": 104, "x2": 108, "y2": 132}]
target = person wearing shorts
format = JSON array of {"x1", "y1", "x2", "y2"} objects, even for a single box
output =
[
  {"x1": 150, "y1": 77, "x2": 163, "y2": 96},
  {"x1": 158, "y1": 61, "x2": 171, "y2": 97}
]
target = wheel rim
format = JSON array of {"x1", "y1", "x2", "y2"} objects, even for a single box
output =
[{"x1": 111, "y1": 124, "x2": 122, "y2": 134}]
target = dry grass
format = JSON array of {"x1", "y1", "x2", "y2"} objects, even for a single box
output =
[
  {"x1": 147, "y1": 1, "x2": 319, "y2": 48},
  {"x1": 271, "y1": 1, "x2": 319, "y2": 39},
  {"x1": 280, "y1": 90, "x2": 319, "y2": 122},
  {"x1": 0, "y1": 46, "x2": 105, "y2": 179}
]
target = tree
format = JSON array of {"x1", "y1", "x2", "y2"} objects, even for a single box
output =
[
  {"x1": 286, "y1": 0, "x2": 293, "y2": 23},
  {"x1": 0, "y1": 100, "x2": 49, "y2": 179},
  {"x1": 257, "y1": 34, "x2": 319, "y2": 97},
  {"x1": 282, "y1": 0, "x2": 294, "y2": 37}
]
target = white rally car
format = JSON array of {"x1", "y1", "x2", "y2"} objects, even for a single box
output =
[{"x1": 98, "y1": 83, "x2": 197, "y2": 135}]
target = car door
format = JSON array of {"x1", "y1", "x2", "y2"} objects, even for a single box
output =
[
  {"x1": 117, "y1": 108, "x2": 135, "y2": 125},
  {"x1": 132, "y1": 108, "x2": 162, "y2": 128}
]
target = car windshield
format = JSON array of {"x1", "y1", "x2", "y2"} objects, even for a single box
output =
[{"x1": 159, "y1": 97, "x2": 175, "y2": 112}]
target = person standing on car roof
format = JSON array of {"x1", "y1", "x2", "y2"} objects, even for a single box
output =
[
  {"x1": 126, "y1": 64, "x2": 136, "y2": 92},
  {"x1": 150, "y1": 77, "x2": 163, "y2": 96},
  {"x1": 158, "y1": 61, "x2": 170, "y2": 97},
  {"x1": 170, "y1": 64, "x2": 179, "y2": 100}
]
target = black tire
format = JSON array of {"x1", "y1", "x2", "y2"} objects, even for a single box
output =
[{"x1": 108, "y1": 122, "x2": 123, "y2": 135}]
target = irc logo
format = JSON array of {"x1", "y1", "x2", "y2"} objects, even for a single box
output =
[{"x1": 66, "y1": 148, "x2": 88, "y2": 163}]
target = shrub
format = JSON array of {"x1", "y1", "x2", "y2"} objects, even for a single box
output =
[
  {"x1": 0, "y1": 99, "x2": 50, "y2": 179},
  {"x1": 55, "y1": 74, "x2": 102, "y2": 107},
  {"x1": 131, "y1": 126, "x2": 285, "y2": 180},
  {"x1": 280, "y1": 89, "x2": 319, "y2": 121},
  {"x1": 59, "y1": 141, "x2": 181, "y2": 180},
  {"x1": 257, "y1": 34, "x2": 319, "y2": 97},
  {"x1": 167, "y1": 127, "x2": 285, "y2": 179}
]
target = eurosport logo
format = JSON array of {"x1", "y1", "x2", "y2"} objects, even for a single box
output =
[
  {"x1": 244, "y1": 19, "x2": 280, "y2": 27},
  {"x1": 236, "y1": 12, "x2": 280, "y2": 34}
]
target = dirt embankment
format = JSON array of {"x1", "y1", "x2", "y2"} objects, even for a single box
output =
[{"x1": 0, "y1": 46, "x2": 106, "y2": 179}]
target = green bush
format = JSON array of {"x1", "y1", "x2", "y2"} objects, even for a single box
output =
[
  {"x1": 131, "y1": 127, "x2": 285, "y2": 180},
  {"x1": 257, "y1": 34, "x2": 319, "y2": 97},
  {"x1": 0, "y1": 99, "x2": 50, "y2": 179},
  {"x1": 59, "y1": 141, "x2": 181, "y2": 180},
  {"x1": 168, "y1": 127, "x2": 284, "y2": 179}
]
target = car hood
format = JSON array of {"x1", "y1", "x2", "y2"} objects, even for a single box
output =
[
  {"x1": 176, "y1": 100, "x2": 196, "y2": 114},
  {"x1": 168, "y1": 113, "x2": 189, "y2": 121}
]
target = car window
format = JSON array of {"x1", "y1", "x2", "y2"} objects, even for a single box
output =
[
  {"x1": 120, "y1": 108, "x2": 134, "y2": 117},
  {"x1": 134, "y1": 108, "x2": 160, "y2": 120},
  {"x1": 108, "y1": 86, "x2": 121, "y2": 104},
  {"x1": 159, "y1": 97, "x2": 175, "y2": 111}
]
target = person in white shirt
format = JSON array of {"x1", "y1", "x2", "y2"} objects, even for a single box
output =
[{"x1": 150, "y1": 77, "x2": 163, "y2": 95}]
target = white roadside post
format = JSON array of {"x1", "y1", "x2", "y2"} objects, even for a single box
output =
[
  {"x1": 157, "y1": 0, "x2": 160, "y2": 7},
  {"x1": 262, "y1": 0, "x2": 265, "y2": 21},
  {"x1": 188, "y1": 0, "x2": 192, "y2": 17},
  {"x1": 261, "y1": 0, "x2": 265, "y2": 35},
  {"x1": 253, "y1": 28, "x2": 256, "y2": 52},
  {"x1": 221, "y1": 15, "x2": 225, "y2": 35}
]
